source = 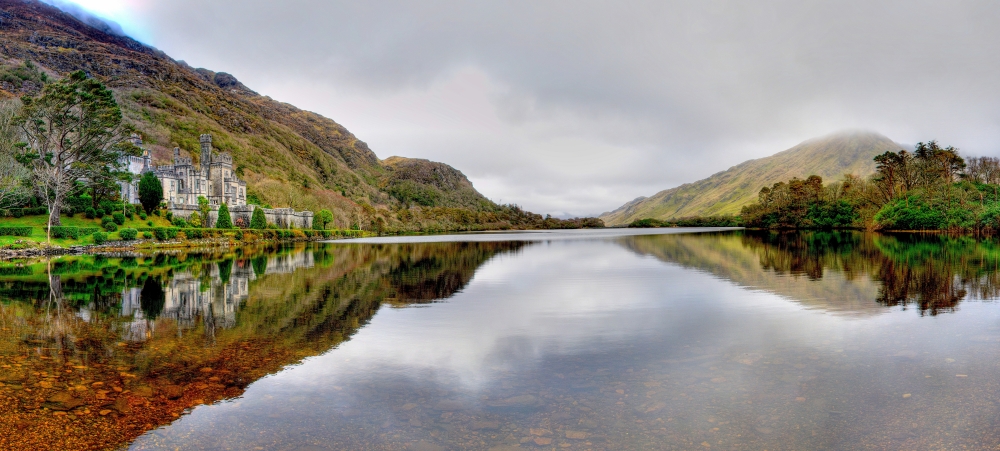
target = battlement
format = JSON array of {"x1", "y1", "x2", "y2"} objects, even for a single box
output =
[
  {"x1": 199, "y1": 134, "x2": 212, "y2": 144},
  {"x1": 213, "y1": 152, "x2": 233, "y2": 164}
]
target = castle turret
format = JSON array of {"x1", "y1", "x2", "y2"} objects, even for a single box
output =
[{"x1": 200, "y1": 134, "x2": 213, "y2": 172}]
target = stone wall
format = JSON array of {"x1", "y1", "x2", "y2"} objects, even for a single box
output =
[{"x1": 168, "y1": 205, "x2": 313, "y2": 229}]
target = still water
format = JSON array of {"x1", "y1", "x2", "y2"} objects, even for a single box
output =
[{"x1": 2, "y1": 229, "x2": 1000, "y2": 450}]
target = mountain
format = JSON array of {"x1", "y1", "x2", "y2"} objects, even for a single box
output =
[
  {"x1": 0, "y1": 0, "x2": 566, "y2": 231},
  {"x1": 600, "y1": 131, "x2": 903, "y2": 226}
]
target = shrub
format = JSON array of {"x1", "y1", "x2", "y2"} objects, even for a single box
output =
[
  {"x1": 165, "y1": 211, "x2": 173, "y2": 221},
  {"x1": 146, "y1": 221, "x2": 153, "y2": 227},
  {"x1": 142, "y1": 231, "x2": 153, "y2": 239},
  {"x1": 139, "y1": 212, "x2": 147, "y2": 220},
  {"x1": 216, "y1": 203, "x2": 233, "y2": 229},
  {"x1": 11, "y1": 209, "x2": 22, "y2": 218},
  {"x1": 95, "y1": 208, "x2": 105, "y2": 218},
  {"x1": 49, "y1": 226, "x2": 79, "y2": 239},
  {"x1": 119, "y1": 228, "x2": 138, "y2": 240},
  {"x1": 172, "y1": 217, "x2": 188, "y2": 228},
  {"x1": 113, "y1": 212, "x2": 125, "y2": 225},
  {"x1": 234, "y1": 230, "x2": 243, "y2": 240},
  {"x1": 186, "y1": 229, "x2": 203, "y2": 239},
  {"x1": 77, "y1": 227, "x2": 100, "y2": 235},
  {"x1": 188, "y1": 211, "x2": 202, "y2": 227},
  {"x1": 138, "y1": 171, "x2": 163, "y2": 214},
  {"x1": 250, "y1": 207, "x2": 267, "y2": 229},
  {"x1": 153, "y1": 228, "x2": 167, "y2": 240},
  {"x1": 103, "y1": 222, "x2": 118, "y2": 232},
  {"x1": 0, "y1": 226, "x2": 33, "y2": 237},
  {"x1": 92, "y1": 232, "x2": 107, "y2": 245}
]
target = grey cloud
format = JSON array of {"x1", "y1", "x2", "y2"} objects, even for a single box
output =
[{"x1": 93, "y1": 1, "x2": 1000, "y2": 215}]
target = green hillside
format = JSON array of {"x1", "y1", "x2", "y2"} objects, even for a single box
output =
[
  {"x1": 0, "y1": 0, "x2": 596, "y2": 231},
  {"x1": 600, "y1": 131, "x2": 902, "y2": 225}
]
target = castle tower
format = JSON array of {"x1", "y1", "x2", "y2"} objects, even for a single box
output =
[
  {"x1": 142, "y1": 149, "x2": 151, "y2": 172},
  {"x1": 200, "y1": 134, "x2": 213, "y2": 172}
]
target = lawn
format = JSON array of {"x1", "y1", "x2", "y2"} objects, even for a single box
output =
[{"x1": 0, "y1": 213, "x2": 174, "y2": 247}]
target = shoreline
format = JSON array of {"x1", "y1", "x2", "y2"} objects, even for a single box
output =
[{"x1": 0, "y1": 234, "x2": 344, "y2": 260}]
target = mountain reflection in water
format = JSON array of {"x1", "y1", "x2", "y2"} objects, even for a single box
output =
[
  {"x1": 4, "y1": 230, "x2": 1000, "y2": 450},
  {"x1": 0, "y1": 241, "x2": 524, "y2": 451}
]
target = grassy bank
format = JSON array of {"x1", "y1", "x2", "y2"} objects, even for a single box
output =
[{"x1": 0, "y1": 214, "x2": 368, "y2": 253}]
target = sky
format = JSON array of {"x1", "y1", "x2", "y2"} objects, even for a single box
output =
[{"x1": 46, "y1": 0, "x2": 1000, "y2": 217}]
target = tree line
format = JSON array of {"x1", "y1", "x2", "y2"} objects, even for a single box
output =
[{"x1": 740, "y1": 141, "x2": 1000, "y2": 231}]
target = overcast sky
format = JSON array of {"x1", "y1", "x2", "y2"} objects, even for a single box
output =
[{"x1": 53, "y1": 0, "x2": 1000, "y2": 216}]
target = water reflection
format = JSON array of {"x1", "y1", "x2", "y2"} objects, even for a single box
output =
[
  {"x1": 0, "y1": 241, "x2": 524, "y2": 450},
  {"x1": 5, "y1": 230, "x2": 1000, "y2": 450},
  {"x1": 623, "y1": 231, "x2": 1000, "y2": 316}
]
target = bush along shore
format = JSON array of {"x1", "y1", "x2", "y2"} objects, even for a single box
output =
[
  {"x1": 630, "y1": 140, "x2": 1000, "y2": 234},
  {"x1": 0, "y1": 225, "x2": 370, "y2": 259}
]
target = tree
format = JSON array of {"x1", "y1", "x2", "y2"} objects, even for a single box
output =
[
  {"x1": 314, "y1": 209, "x2": 333, "y2": 230},
  {"x1": 915, "y1": 141, "x2": 965, "y2": 184},
  {"x1": 216, "y1": 203, "x2": 233, "y2": 229},
  {"x1": 188, "y1": 211, "x2": 202, "y2": 227},
  {"x1": 197, "y1": 196, "x2": 210, "y2": 226},
  {"x1": 138, "y1": 171, "x2": 162, "y2": 214},
  {"x1": 15, "y1": 71, "x2": 135, "y2": 238},
  {"x1": 250, "y1": 206, "x2": 267, "y2": 229},
  {"x1": 0, "y1": 100, "x2": 30, "y2": 208}
]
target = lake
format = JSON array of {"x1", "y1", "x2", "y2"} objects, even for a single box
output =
[{"x1": 2, "y1": 228, "x2": 1000, "y2": 450}]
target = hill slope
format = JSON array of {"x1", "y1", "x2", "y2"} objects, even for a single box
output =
[
  {"x1": 0, "y1": 0, "x2": 514, "y2": 230},
  {"x1": 601, "y1": 131, "x2": 902, "y2": 225}
]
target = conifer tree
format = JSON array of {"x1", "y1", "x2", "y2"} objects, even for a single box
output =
[
  {"x1": 250, "y1": 206, "x2": 267, "y2": 229},
  {"x1": 216, "y1": 203, "x2": 233, "y2": 229},
  {"x1": 138, "y1": 171, "x2": 162, "y2": 214}
]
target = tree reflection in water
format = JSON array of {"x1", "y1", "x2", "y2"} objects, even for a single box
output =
[
  {"x1": 622, "y1": 230, "x2": 1000, "y2": 316},
  {"x1": 0, "y1": 241, "x2": 525, "y2": 451}
]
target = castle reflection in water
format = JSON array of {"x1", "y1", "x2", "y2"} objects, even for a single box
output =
[{"x1": 115, "y1": 251, "x2": 316, "y2": 342}]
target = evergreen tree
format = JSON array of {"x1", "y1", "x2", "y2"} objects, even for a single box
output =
[
  {"x1": 216, "y1": 203, "x2": 233, "y2": 229},
  {"x1": 15, "y1": 70, "x2": 136, "y2": 236},
  {"x1": 250, "y1": 206, "x2": 267, "y2": 229},
  {"x1": 137, "y1": 171, "x2": 162, "y2": 214}
]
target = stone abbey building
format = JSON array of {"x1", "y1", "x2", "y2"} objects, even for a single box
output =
[
  {"x1": 120, "y1": 134, "x2": 247, "y2": 208},
  {"x1": 120, "y1": 134, "x2": 312, "y2": 228}
]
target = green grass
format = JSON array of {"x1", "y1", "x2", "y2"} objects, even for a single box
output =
[{"x1": 0, "y1": 213, "x2": 173, "y2": 247}]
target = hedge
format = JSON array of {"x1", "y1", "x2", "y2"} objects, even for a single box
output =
[
  {"x1": 127, "y1": 227, "x2": 362, "y2": 241},
  {"x1": 0, "y1": 207, "x2": 46, "y2": 218},
  {"x1": 92, "y1": 232, "x2": 108, "y2": 245},
  {"x1": 0, "y1": 226, "x2": 32, "y2": 237},
  {"x1": 49, "y1": 226, "x2": 79, "y2": 239},
  {"x1": 0, "y1": 266, "x2": 32, "y2": 276}
]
